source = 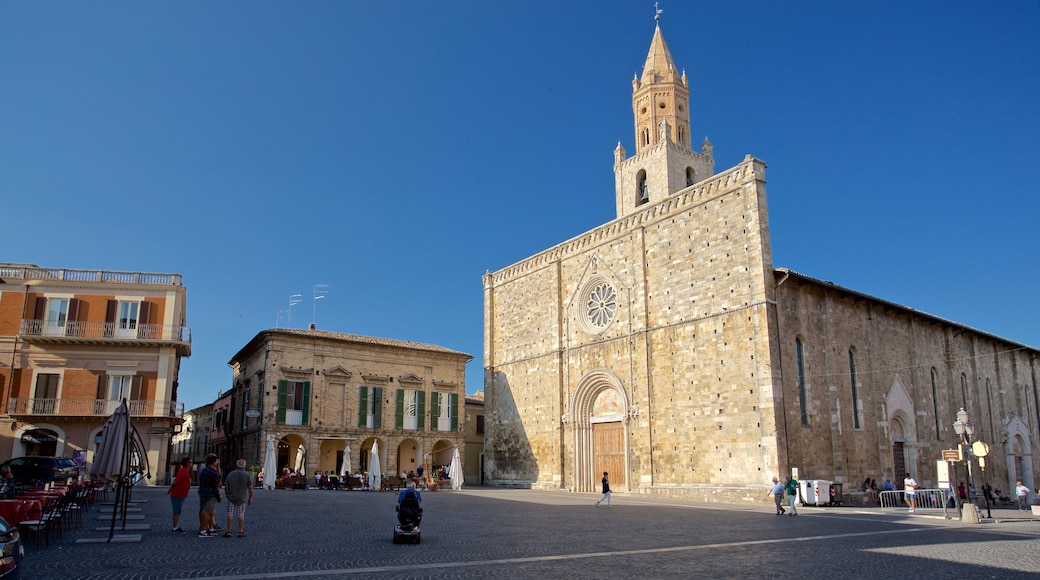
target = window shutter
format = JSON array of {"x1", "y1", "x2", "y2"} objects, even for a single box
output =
[
  {"x1": 138, "y1": 301, "x2": 153, "y2": 338},
  {"x1": 66, "y1": 299, "x2": 80, "y2": 336},
  {"x1": 277, "y1": 380, "x2": 287, "y2": 425},
  {"x1": 449, "y1": 393, "x2": 459, "y2": 432},
  {"x1": 417, "y1": 391, "x2": 426, "y2": 430},
  {"x1": 96, "y1": 375, "x2": 107, "y2": 399},
  {"x1": 430, "y1": 392, "x2": 440, "y2": 429},
  {"x1": 130, "y1": 376, "x2": 143, "y2": 401},
  {"x1": 33, "y1": 297, "x2": 46, "y2": 322},
  {"x1": 105, "y1": 300, "x2": 117, "y2": 337},
  {"x1": 373, "y1": 387, "x2": 383, "y2": 429},
  {"x1": 395, "y1": 389, "x2": 404, "y2": 429},
  {"x1": 358, "y1": 387, "x2": 368, "y2": 427},
  {"x1": 301, "y1": 381, "x2": 311, "y2": 424}
]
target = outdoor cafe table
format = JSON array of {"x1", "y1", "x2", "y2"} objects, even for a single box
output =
[
  {"x1": 21, "y1": 491, "x2": 64, "y2": 506},
  {"x1": 0, "y1": 499, "x2": 41, "y2": 525}
]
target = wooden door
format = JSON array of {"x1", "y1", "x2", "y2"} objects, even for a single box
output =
[
  {"x1": 892, "y1": 441, "x2": 906, "y2": 480},
  {"x1": 593, "y1": 421, "x2": 625, "y2": 489}
]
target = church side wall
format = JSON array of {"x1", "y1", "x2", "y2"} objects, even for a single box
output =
[{"x1": 775, "y1": 275, "x2": 1039, "y2": 493}]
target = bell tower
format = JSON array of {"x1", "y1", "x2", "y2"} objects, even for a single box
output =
[{"x1": 614, "y1": 16, "x2": 714, "y2": 219}]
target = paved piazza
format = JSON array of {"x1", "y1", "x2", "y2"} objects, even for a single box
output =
[{"x1": 21, "y1": 486, "x2": 1040, "y2": 579}]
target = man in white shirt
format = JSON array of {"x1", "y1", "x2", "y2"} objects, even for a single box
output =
[
  {"x1": 1015, "y1": 480, "x2": 1030, "y2": 511},
  {"x1": 769, "y1": 476, "x2": 786, "y2": 515},
  {"x1": 903, "y1": 474, "x2": 918, "y2": 513}
]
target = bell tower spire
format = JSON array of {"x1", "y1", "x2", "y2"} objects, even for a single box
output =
[{"x1": 613, "y1": 11, "x2": 714, "y2": 219}]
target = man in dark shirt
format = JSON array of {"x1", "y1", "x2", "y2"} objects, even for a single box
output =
[{"x1": 197, "y1": 454, "x2": 222, "y2": 537}]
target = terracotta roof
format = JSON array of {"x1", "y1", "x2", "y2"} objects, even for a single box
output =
[{"x1": 260, "y1": 328, "x2": 473, "y2": 359}]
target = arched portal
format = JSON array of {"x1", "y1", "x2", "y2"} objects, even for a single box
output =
[{"x1": 571, "y1": 370, "x2": 629, "y2": 493}]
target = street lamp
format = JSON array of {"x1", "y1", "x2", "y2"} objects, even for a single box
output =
[{"x1": 952, "y1": 408, "x2": 991, "y2": 519}]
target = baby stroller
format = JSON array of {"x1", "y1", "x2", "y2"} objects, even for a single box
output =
[{"x1": 393, "y1": 489, "x2": 422, "y2": 544}]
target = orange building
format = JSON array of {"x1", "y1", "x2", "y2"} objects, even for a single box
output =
[{"x1": 0, "y1": 263, "x2": 190, "y2": 485}]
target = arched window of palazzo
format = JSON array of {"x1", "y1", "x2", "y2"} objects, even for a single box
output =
[{"x1": 849, "y1": 348, "x2": 861, "y2": 429}]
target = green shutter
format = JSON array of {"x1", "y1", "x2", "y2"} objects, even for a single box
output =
[
  {"x1": 395, "y1": 389, "x2": 404, "y2": 429},
  {"x1": 373, "y1": 387, "x2": 382, "y2": 429},
  {"x1": 358, "y1": 387, "x2": 368, "y2": 427},
  {"x1": 301, "y1": 381, "x2": 311, "y2": 424},
  {"x1": 417, "y1": 391, "x2": 425, "y2": 430},
  {"x1": 430, "y1": 392, "x2": 440, "y2": 430},
  {"x1": 449, "y1": 393, "x2": 458, "y2": 432},
  {"x1": 277, "y1": 380, "x2": 287, "y2": 425}
]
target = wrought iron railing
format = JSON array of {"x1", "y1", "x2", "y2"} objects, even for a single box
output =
[
  {"x1": 8, "y1": 398, "x2": 185, "y2": 418},
  {"x1": 19, "y1": 319, "x2": 191, "y2": 343}
]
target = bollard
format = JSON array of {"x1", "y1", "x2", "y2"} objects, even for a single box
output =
[{"x1": 960, "y1": 503, "x2": 981, "y2": 524}]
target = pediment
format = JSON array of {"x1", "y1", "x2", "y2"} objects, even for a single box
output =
[
  {"x1": 360, "y1": 373, "x2": 391, "y2": 384},
  {"x1": 325, "y1": 366, "x2": 352, "y2": 378},
  {"x1": 280, "y1": 366, "x2": 314, "y2": 377},
  {"x1": 398, "y1": 373, "x2": 423, "y2": 386}
]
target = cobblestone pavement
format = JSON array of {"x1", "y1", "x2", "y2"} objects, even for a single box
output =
[{"x1": 19, "y1": 486, "x2": 1040, "y2": 579}]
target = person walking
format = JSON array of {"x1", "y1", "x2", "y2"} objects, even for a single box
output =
[
  {"x1": 166, "y1": 457, "x2": 192, "y2": 534},
  {"x1": 770, "y1": 476, "x2": 786, "y2": 515},
  {"x1": 197, "y1": 454, "x2": 222, "y2": 537},
  {"x1": 785, "y1": 475, "x2": 799, "y2": 516},
  {"x1": 1015, "y1": 480, "x2": 1030, "y2": 511},
  {"x1": 594, "y1": 472, "x2": 611, "y2": 507},
  {"x1": 223, "y1": 459, "x2": 254, "y2": 537},
  {"x1": 903, "y1": 473, "x2": 918, "y2": 513}
]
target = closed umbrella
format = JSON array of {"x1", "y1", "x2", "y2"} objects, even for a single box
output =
[
  {"x1": 294, "y1": 443, "x2": 306, "y2": 473},
  {"x1": 262, "y1": 435, "x2": 278, "y2": 490},
  {"x1": 340, "y1": 444, "x2": 351, "y2": 479},
  {"x1": 367, "y1": 441, "x2": 381, "y2": 492},
  {"x1": 447, "y1": 446, "x2": 462, "y2": 490},
  {"x1": 89, "y1": 400, "x2": 146, "y2": 482}
]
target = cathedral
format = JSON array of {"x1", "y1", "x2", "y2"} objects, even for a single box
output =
[{"x1": 482, "y1": 20, "x2": 1038, "y2": 502}]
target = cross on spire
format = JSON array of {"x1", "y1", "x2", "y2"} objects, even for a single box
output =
[{"x1": 655, "y1": 2, "x2": 663, "y2": 22}]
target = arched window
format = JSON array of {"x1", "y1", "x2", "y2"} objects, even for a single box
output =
[
  {"x1": 849, "y1": 348, "x2": 860, "y2": 429},
  {"x1": 636, "y1": 170, "x2": 649, "y2": 206},
  {"x1": 931, "y1": 368, "x2": 941, "y2": 439},
  {"x1": 960, "y1": 373, "x2": 968, "y2": 410},
  {"x1": 677, "y1": 125, "x2": 684, "y2": 144},
  {"x1": 642, "y1": 128, "x2": 650, "y2": 146},
  {"x1": 796, "y1": 338, "x2": 808, "y2": 426},
  {"x1": 685, "y1": 167, "x2": 695, "y2": 187}
]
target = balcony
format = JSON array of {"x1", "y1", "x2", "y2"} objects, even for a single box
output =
[
  {"x1": 19, "y1": 319, "x2": 192, "y2": 356},
  {"x1": 9, "y1": 398, "x2": 185, "y2": 419}
]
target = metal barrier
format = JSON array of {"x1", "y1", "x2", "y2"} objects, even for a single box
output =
[{"x1": 880, "y1": 488, "x2": 952, "y2": 518}]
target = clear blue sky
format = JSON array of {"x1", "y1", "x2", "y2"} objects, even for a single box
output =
[{"x1": 3, "y1": 2, "x2": 1037, "y2": 411}]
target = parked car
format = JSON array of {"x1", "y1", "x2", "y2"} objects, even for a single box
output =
[
  {"x1": 0, "y1": 515, "x2": 22, "y2": 579},
  {"x1": 0, "y1": 456, "x2": 78, "y2": 485}
]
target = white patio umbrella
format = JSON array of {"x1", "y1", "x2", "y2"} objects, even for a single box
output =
[
  {"x1": 447, "y1": 446, "x2": 462, "y2": 490},
  {"x1": 262, "y1": 435, "x2": 278, "y2": 490},
  {"x1": 294, "y1": 443, "x2": 306, "y2": 473},
  {"x1": 339, "y1": 444, "x2": 351, "y2": 478},
  {"x1": 367, "y1": 441, "x2": 381, "y2": 492}
]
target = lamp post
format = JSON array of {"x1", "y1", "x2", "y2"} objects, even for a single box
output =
[
  {"x1": 952, "y1": 408, "x2": 991, "y2": 519},
  {"x1": 952, "y1": 409, "x2": 975, "y2": 504}
]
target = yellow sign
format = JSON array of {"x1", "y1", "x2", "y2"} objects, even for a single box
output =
[{"x1": 942, "y1": 449, "x2": 962, "y2": 462}]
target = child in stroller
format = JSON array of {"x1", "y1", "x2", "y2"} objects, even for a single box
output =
[{"x1": 394, "y1": 481, "x2": 423, "y2": 544}]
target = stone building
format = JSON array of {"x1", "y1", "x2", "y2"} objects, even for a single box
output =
[
  {"x1": 225, "y1": 328, "x2": 471, "y2": 484},
  {"x1": 0, "y1": 263, "x2": 190, "y2": 485},
  {"x1": 463, "y1": 392, "x2": 485, "y2": 485},
  {"x1": 482, "y1": 22, "x2": 1038, "y2": 502}
]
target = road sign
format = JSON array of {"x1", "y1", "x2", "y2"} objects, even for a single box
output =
[{"x1": 942, "y1": 449, "x2": 962, "y2": 462}]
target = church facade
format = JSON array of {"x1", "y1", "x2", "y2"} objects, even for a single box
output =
[{"x1": 482, "y1": 22, "x2": 1038, "y2": 502}]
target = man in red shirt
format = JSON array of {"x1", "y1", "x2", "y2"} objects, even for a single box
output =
[{"x1": 166, "y1": 457, "x2": 192, "y2": 533}]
